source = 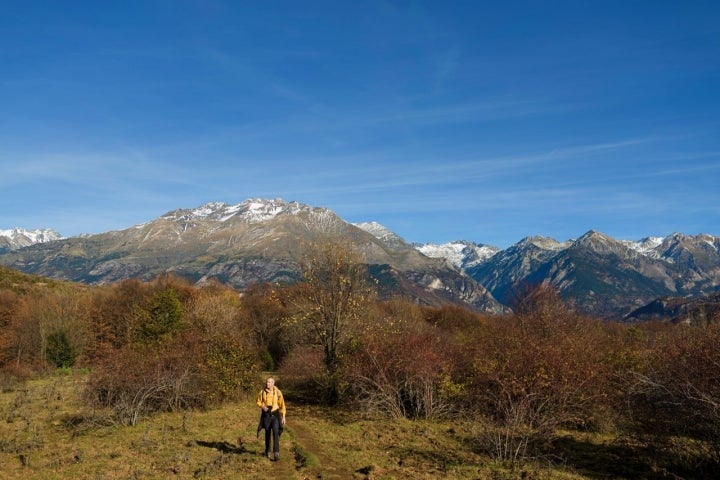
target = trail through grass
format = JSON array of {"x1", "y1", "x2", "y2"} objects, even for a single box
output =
[{"x1": 2, "y1": 371, "x2": 711, "y2": 479}]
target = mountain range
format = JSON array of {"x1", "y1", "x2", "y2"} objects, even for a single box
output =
[{"x1": 1, "y1": 198, "x2": 719, "y2": 320}]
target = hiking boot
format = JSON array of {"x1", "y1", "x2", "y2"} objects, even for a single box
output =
[
  {"x1": 274, "y1": 452, "x2": 280, "y2": 461},
  {"x1": 265, "y1": 451, "x2": 272, "y2": 460}
]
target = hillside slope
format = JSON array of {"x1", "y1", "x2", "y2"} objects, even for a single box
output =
[{"x1": 0, "y1": 200, "x2": 503, "y2": 313}]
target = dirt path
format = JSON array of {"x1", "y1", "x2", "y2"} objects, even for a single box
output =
[
  {"x1": 252, "y1": 414, "x2": 356, "y2": 479},
  {"x1": 288, "y1": 416, "x2": 358, "y2": 480}
]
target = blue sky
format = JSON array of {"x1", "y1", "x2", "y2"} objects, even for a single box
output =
[{"x1": 1, "y1": 1, "x2": 718, "y2": 248}]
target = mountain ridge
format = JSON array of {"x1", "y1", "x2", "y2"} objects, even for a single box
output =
[
  {"x1": 0, "y1": 199, "x2": 504, "y2": 314},
  {"x1": 2, "y1": 198, "x2": 719, "y2": 319},
  {"x1": 465, "y1": 229, "x2": 720, "y2": 318}
]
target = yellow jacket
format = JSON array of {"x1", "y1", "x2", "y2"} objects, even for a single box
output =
[{"x1": 257, "y1": 387, "x2": 286, "y2": 416}]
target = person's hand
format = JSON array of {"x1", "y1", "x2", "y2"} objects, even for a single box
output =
[{"x1": 281, "y1": 417, "x2": 286, "y2": 425}]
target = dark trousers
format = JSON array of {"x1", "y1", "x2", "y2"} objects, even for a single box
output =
[{"x1": 262, "y1": 411, "x2": 281, "y2": 454}]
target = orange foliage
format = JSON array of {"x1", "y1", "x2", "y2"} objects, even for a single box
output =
[{"x1": 2, "y1": 261, "x2": 720, "y2": 461}]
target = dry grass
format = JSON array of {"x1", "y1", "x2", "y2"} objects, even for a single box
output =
[
  {"x1": 1, "y1": 371, "x2": 708, "y2": 480},
  {"x1": 0, "y1": 372, "x2": 273, "y2": 480}
]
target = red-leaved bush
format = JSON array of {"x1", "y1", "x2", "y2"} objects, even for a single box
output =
[
  {"x1": 346, "y1": 313, "x2": 458, "y2": 419},
  {"x1": 463, "y1": 285, "x2": 621, "y2": 463},
  {"x1": 624, "y1": 318, "x2": 720, "y2": 459}
]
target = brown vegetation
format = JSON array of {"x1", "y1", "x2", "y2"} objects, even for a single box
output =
[{"x1": 1, "y1": 252, "x2": 720, "y2": 477}]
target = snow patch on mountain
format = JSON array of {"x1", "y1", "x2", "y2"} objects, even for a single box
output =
[
  {"x1": 354, "y1": 221, "x2": 391, "y2": 239},
  {"x1": 519, "y1": 235, "x2": 571, "y2": 251},
  {"x1": 620, "y1": 236, "x2": 665, "y2": 256},
  {"x1": 417, "y1": 241, "x2": 500, "y2": 270},
  {"x1": 700, "y1": 234, "x2": 720, "y2": 253},
  {"x1": 353, "y1": 221, "x2": 408, "y2": 247},
  {"x1": 240, "y1": 199, "x2": 290, "y2": 222},
  {"x1": 161, "y1": 198, "x2": 309, "y2": 224},
  {"x1": 0, "y1": 227, "x2": 63, "y2": 249}
]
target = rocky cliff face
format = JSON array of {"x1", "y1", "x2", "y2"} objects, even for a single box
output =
[{"x1": 624, "y1": 292, "x2": 720, "y2": 324}]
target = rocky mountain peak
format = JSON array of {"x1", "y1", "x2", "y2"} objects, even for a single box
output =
[
  {"x1": 0, "y1": 227, "x2": 64, "y2": 251},
  {"x1": 416, "y1": 241, "x2": 500, "y2": 271},
  {"x1": 516, "y1": 235, "x2": 567, "y2": 251},
  {"x1": 573, "y1": 230, "x2": 629, "y2": 256},
  {"x1": 576, "y1": 229, "x2": 611, "y2": 243},
  {"x1": 158, "y1": 198, "x2": 311, "y2": 224},
  {"x1": 353, "y1": 222, "x2": 408, "y2": 250}
]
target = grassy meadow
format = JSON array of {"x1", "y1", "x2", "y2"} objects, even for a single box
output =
[
  {"x1": 2, "y1": 266, "x2": 719, "y2": 479},
  {"x1": 1, "y1": 370, "x2": 709, "y2": 480}
]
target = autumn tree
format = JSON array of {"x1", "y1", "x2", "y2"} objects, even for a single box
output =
[
  {"x1": 6, "y1": 287, "x2": 90, "y2": 370},
  {"x1": 86, "y1": 277, "x2": 258, "y2": 424},
  {"x1": 133, "y1": 287, "x2": 184, "y2": 344},
  {"x1": 0, "y1": 290, "x2": 21, "y2": 367},
  {"x1": 289, "y1": 239, "x2": 376, "y2": 403},
  {"x1": 86, "y1": 280, "x2": 149, "y2": 357},
  {"x1": 185, "y1": 283, "x2": 259, "y2": 402},
  {"x1": 239, "y1": 282, "x2": 290, "y2": 370}
]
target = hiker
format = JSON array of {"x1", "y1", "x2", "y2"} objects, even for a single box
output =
[{"x1": 256, "y1": 377, "x2": 286, "y2": 461}]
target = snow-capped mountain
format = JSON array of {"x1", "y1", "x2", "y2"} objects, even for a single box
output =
[
  {"x1": 0, "y1": 199, "x2": 503, "y2": 313},
  {"x1": 467, "y1": 230, "x2": 720, "y2": 318},
  {"x1": 0, "y1": 227, "x2": 63, "y2": 251},
  {"x1": 619, "y1": 236, "x2": 666, "y2": 257},
  {"x1": 353, "y1": 222, "x2": 409, "y2": 251},
  {"x1": 1, "y1": 198, "x2": 719, "y2": 319},
  {"x1": 415, "y1": 241, "x2": 500, "y2": 271},
  {"x1": 157, "y1": 199, "x2": 314, "y2": 224},
  {"x1": 403, "y1": 230, "x2": 719, "y2": 318}
]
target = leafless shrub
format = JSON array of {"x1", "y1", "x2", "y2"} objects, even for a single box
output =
[
  {"x1": 86, "y1": 333, "x2": 205, "y2": 425},
  {"x1": 476, "y1": 378, "x2": 591, "y2": 465},
  {"x1": 347, "y1": 316, "x2": 457, "y2": 419},
  {"x1": 87, "y1": 356, "x2": 199, "y2": 426},
  {"x1": 475, "y1": 392, "x2": 543, "y2": 464},
  {"x1": 0, "y1": 363, "x2": 33, "y2": 392},
  {"x1": 469, "y1": 285, "x2": 616, "y2": 465},
  {"x1": 85, "y1": 323, "x2": 258, "y2": 425},
  {"x1": 624, "y1": 319, "x2": 720, "y2": 461},
  {"x1": 61, "y1": 411, "x2": 117, "y2": 437}
]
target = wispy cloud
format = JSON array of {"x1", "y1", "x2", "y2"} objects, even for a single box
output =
[{"x1": 2, "y1": 2, "x2": 717, "y2": 245}]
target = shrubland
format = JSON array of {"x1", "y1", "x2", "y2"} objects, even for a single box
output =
[{"x1": 1, "y1": 250, "x2": 719, "y2": 478}]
